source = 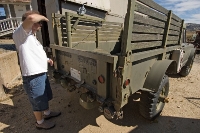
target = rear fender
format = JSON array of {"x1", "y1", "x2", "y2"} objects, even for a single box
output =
[{"x1": 143, "y1": 60, "x2": 175, "y2": 92}]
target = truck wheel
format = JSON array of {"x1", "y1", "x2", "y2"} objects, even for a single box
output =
[
  {"x1": 179, "y1": 54, "x2": 195, "y2": 77},
  {"x1": 139, "y1": 75, "x2": 169, "y2": 120}
]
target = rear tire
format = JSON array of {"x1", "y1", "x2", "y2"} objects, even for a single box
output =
[
  {"x1": 179, "y1": 54, "x2": 195, "y2": 77},
  {"x1": 139, "y1": 75, "x2": 169, "y2": 120}
]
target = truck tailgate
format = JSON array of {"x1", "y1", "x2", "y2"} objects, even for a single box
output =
[{"x1": 51, "y1": 45, "x2": 118, "y2": 99}]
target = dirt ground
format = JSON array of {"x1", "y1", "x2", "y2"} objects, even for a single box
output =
[{"x1": 0, "y1": 40, "x2": 200, "y2": 133}]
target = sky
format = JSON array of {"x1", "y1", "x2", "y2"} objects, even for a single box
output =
[
  {"x1": 0, "y1": 7, "x2": 5, "y2": 16},
  {"x1": 154, "y1": 0, "x2": 200, "y2": 24}
]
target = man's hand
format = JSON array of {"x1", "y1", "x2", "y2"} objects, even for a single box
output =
[{"x1": 48, "y1": 59, "x2": 54, "y2": 66}]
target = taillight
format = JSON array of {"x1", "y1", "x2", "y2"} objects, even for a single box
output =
[{"x1": 98, "y1": 75, "x2": 105, "y2": 84}]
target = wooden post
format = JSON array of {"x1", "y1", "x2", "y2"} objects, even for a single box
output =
[
  {"x1": 178, "y1": 20, "x2": 184, "y2": 45},
  {"x1": 120, "y1": 0, "x2": 136, "y2": 56},
  {"x1": 161, "y1": 10, "x2": 172, "y2": 59},
  {"x1": 96, "y1": 27, "x2": 99, "y2": 48},
  {"x1": 66, "y1": 12, "x2": 72, "y2": 48}
]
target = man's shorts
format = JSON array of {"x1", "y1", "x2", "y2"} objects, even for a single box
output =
[{"x1": 23, "y1": 73, "x2": 53, "y2": 111}]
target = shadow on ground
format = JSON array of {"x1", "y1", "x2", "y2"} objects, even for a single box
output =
[
  {"x1": 1, "y1": 85, "x2": 199, "y2": 133},
  {"x1": 0, "y1": 69, "x2": 199, "y2": 133}
]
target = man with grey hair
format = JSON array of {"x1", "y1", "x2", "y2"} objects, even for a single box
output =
[{"x1": 12, "y1": 10, "x2": 61, "y2": 130}]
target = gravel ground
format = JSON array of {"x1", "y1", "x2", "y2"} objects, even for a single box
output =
[{"x1": 0, "y1": 40, "x2": 199, "y2": 133}]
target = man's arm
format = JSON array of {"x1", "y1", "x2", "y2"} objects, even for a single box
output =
[{"x1": 22, "y1": 14, "x2": 49, "y2": 33}]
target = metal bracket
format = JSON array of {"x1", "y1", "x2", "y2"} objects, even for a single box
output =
[{"x1": 71, "y1": 18, "x2": 80, "y2": 32}]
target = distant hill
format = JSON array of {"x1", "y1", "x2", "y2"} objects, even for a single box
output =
[{"x1": 186, "y1": 23, "x2": 200, "y2": 31}]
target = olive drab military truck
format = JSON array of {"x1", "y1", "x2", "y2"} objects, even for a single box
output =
[{"x1": 50, "y1": 0, "x2": 196, "y2": 120}]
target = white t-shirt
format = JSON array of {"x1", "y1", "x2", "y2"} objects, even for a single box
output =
[{"x1": 13, "y1": 24, "x2": 48, "y2": 76}]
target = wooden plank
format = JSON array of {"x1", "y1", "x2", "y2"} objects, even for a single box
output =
[
  {"x1": 171, "y1": 19, "x2": 181, "y2": 27},
  {"x1": 101, "y1": 24, "x2": 122, "y2": 29},
  {"x1": 134, "y1": 13, "x2": 165, "y2": 28},
  {"x1": 76, "y1": 20, "x2": 122, "y2": 27},
  {"x1": 131, "y1": 41, "x2": 162, "y2": 50},
  {"x1": 131, "y1": 45, "x2": 180, "y2": 62},
  {"x1": 71, "y1": 34, "x2": 96, "y2": 38},
  {"x1": 133, "y1": 24, "x2": 164, "y2": 34},
  {"x1": 71, "y1": 36, "x2": 120, "y2": 42},
  {"x1": 71, "y1": 30, "x2": 96, "y2": 35},
  {"x1": 137, "y1": 0, "x2": 168, "y2": 15},
  {"x1": 132, "y1": 34, "x2": 163, "y2": 41},
  {"x1": 169, "y1": 30, "x2": 180, "y2": 36},
  {"x1": 99, "y1": 30, "x2": 121, "y2": 34},
  {"x1": 71, "y1": 42, "x2": 96, "y2": 50},
  {"x1": 72, "y1": 33, "x2": 121, "y2": 39},
  {"x1": 71, "y1": 37, "x2": 96, "y2": 42},
  {"x1": 167, "y1": 41, "x2": 178, "y2": 45},
  {"x1": 50, "y1": 45, "x2": 116, "y2": 64},
  {"x1": 71, "y1": 41, "x2": 121, "y2": 53},
  {"x1": 168, "y1": 35, "x2": 179, "y2": 41},
  {"x1": 102, "y1": 21, "x2": 122, "y2": 26},
  {"x1": 170, "y1": 24, "x2": 181, "y2": 31},
  {"x1": 99, "y1": 27, "x2": 122, "y2": 32},
  {"x1": 62, "y1": 24, "x2": 96, "y2": 30},
  {"x1": 71, "y1": 31, "x2": 121, "y2": 37},
  {"x1": 99, "y1": 37, "x2": 120, "y2": 41},
  {"x1": 135, "y1": 2, "x2": 167, "y2": 22},
  {"x1": 99, "y1": 34, "x2": 121, "y2": 38},
  {"x1": 61, "y1": 24, "x2": 122, "y2": 32},
  {"x1": 172, "y1": 13, "x2": 182, "y2": 22}
]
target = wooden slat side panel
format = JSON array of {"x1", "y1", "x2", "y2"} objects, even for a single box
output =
[
  {"x1": 135, "y1": 2, "x2": 167, "y2": 22},
  {"x1": 60, "y1": 25, "x2": 122, "y2": 32},
  {"x1": 168, "y1": 35, "x2": 179, "y2": 41},
  {"x1": 132, "y1": 34, "x2": 163, "y2": 41},
  {"x1": 172, "y1": 13, "x2": 182, "y2": 22},
  {"x1": 170, "y1": 24, "x2": 181, "y2": 31},
  {"x1": 169, "y1": 30, "x2": 180, "y2": 36},
  {"x1": 61, "y1": 29, "x2": 122, "y2": 38},
  {"x1": 137, "y1": 0, "x2": 168, "y2": 15},
  {"x1": 72, "y1": 37, "x2": 96, "y2": 42},
  {"x1": 71, "y1": 33, "x2": 121, "y2": 38},
  {"x1": 131, "y1": 41, "x2": 162, "y2": 50},
  {"x1": 69, "y1": 41, "x2": 121, "y2": 53},
  {"x1": 71, "y1": 37, "x2": 121, "y2": 42},
  {"x1": 171, "y1": 19, "x2": 181, "y2": 27},
  {"x1": 166, "y1": 41, "x2": 178, "y2": 46},
  {"x1": 134, "y1": 13, "x2": 165, "y2": 28},
  {"x1": 133, "y1": 24, "x2": 164, "y2": 34}
]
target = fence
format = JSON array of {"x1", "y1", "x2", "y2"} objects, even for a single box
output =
[{"x1": 0, "y1": 17, "x2": 21, "y2": 37}]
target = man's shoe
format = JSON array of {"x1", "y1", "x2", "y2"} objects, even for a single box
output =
[
  {"x1": 36, "y1": 120, "x2": 55, "y2": 130},
  {"x1": 44, "y1": 111, "x2": 61, "y2": 120}
]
